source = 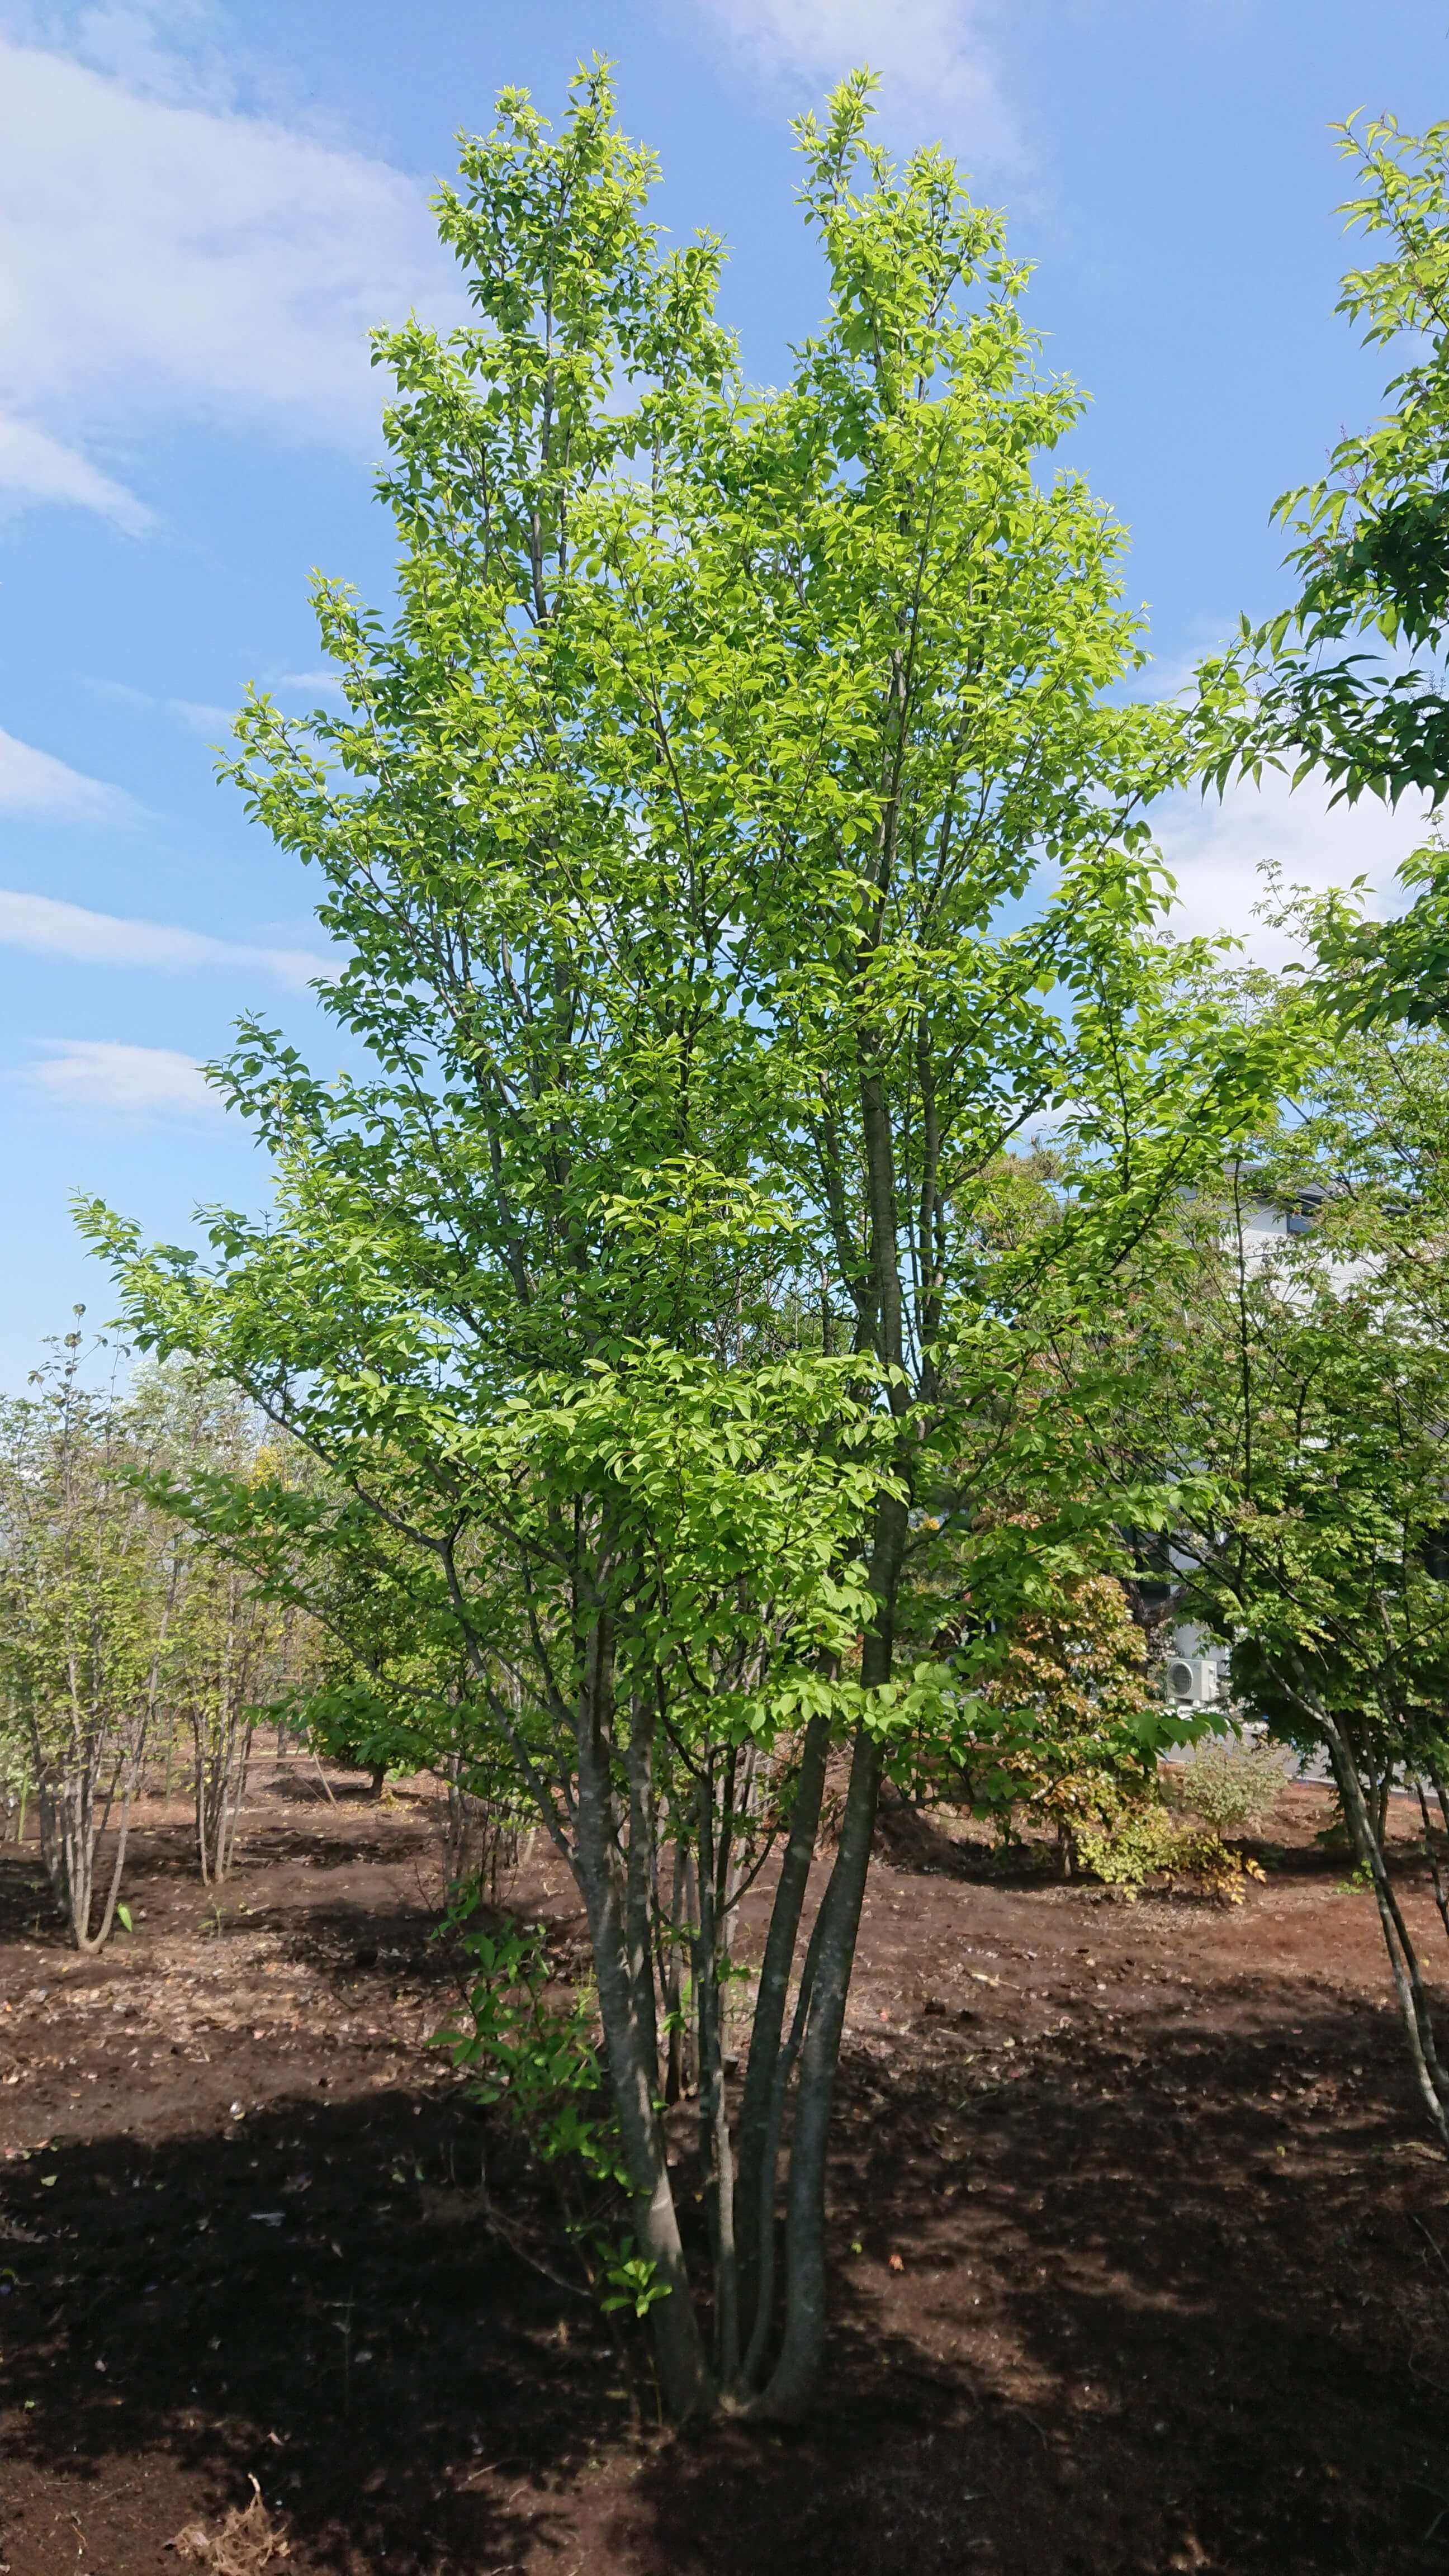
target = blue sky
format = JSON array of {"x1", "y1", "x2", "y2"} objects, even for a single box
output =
[{"x1": 0, "y1": 0, "x2": 1442, "y2": 1382}]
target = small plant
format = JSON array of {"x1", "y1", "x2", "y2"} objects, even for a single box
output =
[
  {"x1": 1172, "y1": 1735, "x2": 1288, "y2": 1840},
  {"x1": 1076, "y1": 1797, "x2": 1262, "y2": 1903},
  {"x1": 433, "y1": 1900, "x2": 665, "y2": 2333},
  {"x1": 596, "y1": 2238, "x2": 674, "y2": 2320},
  {"x1": 1171, "y1": 1824, "x2": 1265, "y2": 1905},
  {"x1": 1075, "y1": 1799, "x2": 1180, "y2": 1894}
]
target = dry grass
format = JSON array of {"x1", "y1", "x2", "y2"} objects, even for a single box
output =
[{"x1": 167, "y1": 2476, "x2": 290, "y2": 2570}]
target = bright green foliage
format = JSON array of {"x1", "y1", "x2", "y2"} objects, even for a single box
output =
[
  {"x1": 1200, "y1": 113, "x2": 1449, "y2": 806},
  {"x1": 1073, "y1": 1804, "x2": 1255, "y2": 1905},
  {"x1": 78, "y1": 68, "x2": 1296, "y2": 2416},
  {"x1": 1197, "y1": 115, "x2": 1449, "y2": 1021},
  {"x1": 435, "y1": 1907, "x2": 670, "y2": 2322},
  {"x1": 1090, "y1": 1020, "x2": 1449, "y2": 2125},
  {"x1": 130, "y1": 1363, "x2": 317, "y2": 1880},
  {"x1": 1117, "y1": 1151, "x2": 1449, "y2": 1779},
  {"x1": 936, "y1": 1566, "x2": 1180, "y2": 1844}
]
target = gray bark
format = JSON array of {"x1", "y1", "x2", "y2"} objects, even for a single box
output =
[{"x1": 735, "y1": 1707, "x2": 829, "y2": 2342}]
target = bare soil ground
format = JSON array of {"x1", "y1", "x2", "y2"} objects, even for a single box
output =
[{"x1": 1, "y1": 1765, "x2": 1447, "y2": 2575}]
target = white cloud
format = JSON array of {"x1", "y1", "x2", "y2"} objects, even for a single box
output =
[
  {"x1": 0, "y1": 887, "x2": 325, "y2": 987},
  {"x1": 169, "y1": 700, "x2": 236, "y2": 735},
  {"x1": 693, "y1": 0, "x2": 1024, "y2": 170},
  {"x1": 88, "y1": 676, "x2": 234, "y2": 733},
  {"x1": 0, "y1": 414, "x2": 155, "y2": 529},
  {"x1": 1154, "y1": 770, "x2": 1440, "y2": 965},
  {"x1": 8, "y1": 2, "x2": 236, "y2": 107},
  {"x1": 276, "y1": 670, "x2": 347, "y2": 697},
  {"x1": 27, "y1": 1038, "x2": 220, "y2": 1119},
  {"x1": 0, "y1": 728, "x2": 138, "y2": 823},
  {"x1": 0, "y1": 26, "x2": 459, "y2": 525}
]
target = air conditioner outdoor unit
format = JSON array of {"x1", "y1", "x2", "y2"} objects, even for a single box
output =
[{"x1": 1164, "y1": 1655, "x2": 1222, "y2": 1707}]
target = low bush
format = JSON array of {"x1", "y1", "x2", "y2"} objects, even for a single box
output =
[
  {"x1": 1173, "y1": 1736, "x2": 1289, "y2": 1839},
  {"x1": 1075, "y1": 1798, "x2": 1262, "y2": 1903}
]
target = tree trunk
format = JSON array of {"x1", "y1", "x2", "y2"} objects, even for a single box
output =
[
  {"x1": 695, "y1": 1758, "x2": 738, "y2": 2385},
  {"x1": 755, "y1": 1721, "x2": 884, "y2": 2418},
  {"x1": 570, "y1": 1612, "x2": 715, "y2": 2420},
  {"x1": 735, "y1": 1707, "x2": 829, "y2": 2343},
  {"x1": 1318, "y1": 1701, "x2": 1449, "y2": 2147}
]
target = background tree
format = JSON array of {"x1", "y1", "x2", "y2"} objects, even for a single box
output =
[
  {"x1": 0, "y1": 1325, "x2": 177, "y2": 1950},
  {"x1": 1093, "y1": 1020, "x2": 1449, "y2": 2144},
  {"x1": 132, "y1": 1365, "x2": 318, "y2": 1883}
]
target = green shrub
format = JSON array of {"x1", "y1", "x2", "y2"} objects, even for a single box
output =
[
  {"x1": 1076, "y1": 1798, "x2": 1261, "y2": 1903},
  {"x1": 1173, "y1": 1736, "x2": 1288, "y2": 1839},
  {"x1": 434, "y1": 1905, "x2": 669, "y2": 2324}
]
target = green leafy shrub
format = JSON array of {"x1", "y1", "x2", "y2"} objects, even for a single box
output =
[
  {"x1": 434, "y1": 1904, "x2": 669, "y2": 2324},
  {"x1": 1173, "y1": 1736, "x2": 1289, "y2": 1839},
  {"x1": 1076, "y1": 1798, "x2": 1261, "y2": 1903},
  {"x1": 1074, "y1": 1800, "x2": 1178, "y2": 1892}
]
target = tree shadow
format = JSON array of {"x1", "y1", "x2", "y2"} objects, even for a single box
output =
[
  {"x1": 1, "y1": 2082, "x2": 627, "y2": 2573},
  {"x1": 4, "y1": 1856, "x2": 1448, "y2": 2569},
  {"x1": 873, "y1": 1788, "x2": 1045, "y2": 1886},
  {"x1": 610, "y1": 1990, "x2": 1449, "y2": 2573}
]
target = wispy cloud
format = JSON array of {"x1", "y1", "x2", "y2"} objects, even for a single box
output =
[
  {"x1": 1155, "y1": 770, "x2": 1440, "y2": 965},
  {"x1": 88, "y1": 676, "x2": 235, "y2": 734},
  {"x1": 0, "y1": 413, "x2": 155, "y2": 530},
  {"x1": 5, "y1": 3, "x2": 237, "y2": 108},
  {"x1": 27, "y1": 1037, "x2": 220, "y2": 1119},
  {"x1": 692, "y1": 0, "x2": 1025, "y2": 172},
  {"x1": 0, "y1": 887, "x2": 325, "y2": 987},
  {"x1": 0, "y1": 728, "x2": 138, "y2": 823},
  {"x1": 169, "y1": 699, "x2": 236, "y2": 735},
  {"x1": 276, "y1": 669, "x2": 347, "y2": 698},
  {"x1": 0, "y1": 17, "x2": 460, "y2": 526}
]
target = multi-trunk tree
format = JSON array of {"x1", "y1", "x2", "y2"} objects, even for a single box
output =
[{"x1": 87, "y1": 68, "x2": 1289, "y2": 2418}]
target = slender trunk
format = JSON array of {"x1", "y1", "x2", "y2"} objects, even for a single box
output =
[
  {"x1": 1320, "y1": 1707, "x2": 1449, "y2": 2146},
  {"x1": 735, "y1": 1709, "x2": 829, "y2": 2330},
  {"x1": 623, "y1": 1697, "x2": 659, "y2": 2089},
  {"x1": 695, "y1": 1759, "x2": 738, "y2": 2385},
  {"x1": 37, "y1": 1773, "x2": 62, "y2": 1907},
  {"x1": 662, "y1": 1837, "x2": 689, "y2": 2104},
  {"x1": 192, "y1": 1715, "x2": 211, "y2": 1887},
  {"x1": 73, "y1": 1778, "x2": 134, "y2": 1956},
  {"x1": 62, "y1": 1772, "x2": 93, "y2": 1945},
  {"x1": 1417, "y1": 1772, "x2": 1449, "y2": 1949},
  {"x1": 746, "y1": 976, "x2": 913, "y2": 2415},
  {"x1": 740, "y1": 1857, "x2": 830, "y2": 2391},
  {"x1": 756, "y1": 1721, "x2": 885, "y2": 2419},
  {"x1": 570, "y1": 1610, "x2": 714, "y2": 2420},
  {"x1": 216, "y1": 1721, "x2": 254, "y2": 1881}
]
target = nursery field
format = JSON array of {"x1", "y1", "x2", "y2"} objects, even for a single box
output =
[{"x1": 0, "y1": 1764, "x2": 1446, "y2": 2576}]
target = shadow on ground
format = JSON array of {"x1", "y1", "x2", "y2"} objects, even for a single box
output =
[{"x1": 2, "y1": 1976, "x2": 1447, "y2": 2574}]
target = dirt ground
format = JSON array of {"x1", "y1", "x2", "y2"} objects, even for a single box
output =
[{"x1": 2, "y1": 1764, "x2": 1448, "y2": 2576}]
